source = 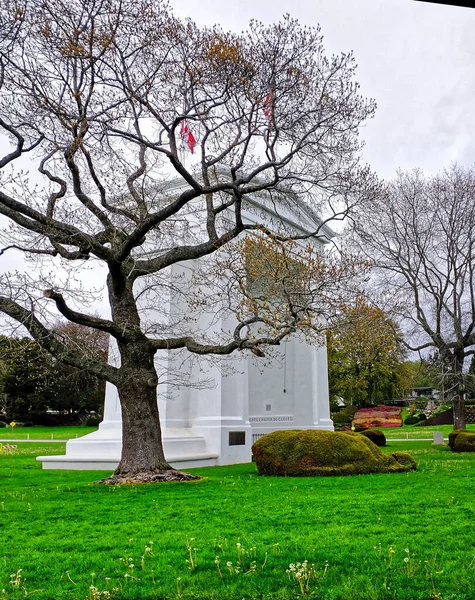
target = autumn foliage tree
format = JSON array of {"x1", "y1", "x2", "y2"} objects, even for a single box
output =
[
  {"x1": 327, "y1": 300, "x2": 406, "y2": 407},
  {"x1": 0, "y1": 0, "x2": 376, "y2": 482}
]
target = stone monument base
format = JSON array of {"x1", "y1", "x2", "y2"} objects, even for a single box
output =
[{"x1": 37, "y1": 426, "x2": 219, "y2": 470}]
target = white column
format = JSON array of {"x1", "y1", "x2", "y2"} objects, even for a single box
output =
[
  {"x1": 312, "y1": 345, "x2": 333, "y2": 429},
  {"x1": 97, "y1": 337, "x2": 122, "y2": 433},
  {"x1": 99, "y1": 381, "x2": 122, "y2": 432},
  {"x1": 291, "y1": 338, "x2": 315, "y2": 427}
]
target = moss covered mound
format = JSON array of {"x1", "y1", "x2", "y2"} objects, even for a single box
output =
[
  {"x1": 252, "y1": 430, "x2": 415, "y2": 477},
  {"x1": 391, "y1": 451, "x2": 417, "y2": 470},
  {"x1": 453, "y1": 431, "x2": 475, "y2": 452}
]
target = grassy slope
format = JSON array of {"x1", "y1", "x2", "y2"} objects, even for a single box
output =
[{"x1": 1, "y1": 442, "x2": 475, "y2": 599}]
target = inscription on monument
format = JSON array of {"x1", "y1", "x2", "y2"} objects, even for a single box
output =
[{"x1": 249, "y1": 416, "x2": 294, "y2": 423}]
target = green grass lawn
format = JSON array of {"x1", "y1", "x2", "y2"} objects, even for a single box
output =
[
  {"x1": 1, "y1": 442, "x2": 475, "y2": 599},
  {"x1": 383, "y1": 423, "x2": 475, "y2": 439},
  {"x1": 0, "y1": 426, "x2": 98, "y2": 440},
  {"x1": 3, "y1": 422, "x2": 473, "y2": 441}
]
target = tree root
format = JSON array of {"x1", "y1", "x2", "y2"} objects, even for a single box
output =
[{"x1": 95, "y1": 469, "x2": 201, "y2": 485}]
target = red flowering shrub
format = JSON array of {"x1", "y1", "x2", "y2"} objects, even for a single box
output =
[{"x1": 353, "y1": 405, "x2": 402, "y2": 429}]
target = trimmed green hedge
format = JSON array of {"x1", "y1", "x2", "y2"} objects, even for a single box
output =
[
  {"x1": 448, "y1": 430, "x2": 465, "y2": 451},
  {"x1": 332, "y1": 413, "x2": 352, "y2": 425},
  {"x1": 404, "y1": 415, "x2": 420, "y2": 425},
  {"x1": 251, "y1": 430, "x2": 415, "y2": 477},
  {"x1": 453, "y1": 431, "x2": 475, "y2": 453},
  {"x1": 359, "y1": 429, "x2": 386, "y2": 447}
]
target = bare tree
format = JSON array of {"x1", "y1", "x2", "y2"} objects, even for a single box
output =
[
  {"x1": 0, "y1": 0, "x2": 376, "y2": 482},
  {"x1": 353, "y1": 165, "x2": 475, "y2": 429}
]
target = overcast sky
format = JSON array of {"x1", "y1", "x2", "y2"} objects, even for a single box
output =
[
  {"x1": 1, "y1": 0, "x2": 474, "y2": 324},
  {"x1": 170, "y1": 0, "x2": 474, "y2": 179}
]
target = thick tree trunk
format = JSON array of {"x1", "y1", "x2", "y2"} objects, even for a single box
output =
[
  {"x1": 453, "y1": 395, "x2": 466, "y2": 430},
  {"x1": 451, "y1": 358, "x2": 466, "y2": 431},
  {"x1": 97, "y1": 340, "x2": 199, "y2": 484},
  {"x1": 118, "y1": 375, "x2": 170, "y2": 473}
]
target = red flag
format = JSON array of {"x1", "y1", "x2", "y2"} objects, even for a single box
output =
[
  {"x1": 263, "y1": 91, "x2": 275, "y2": 134},
  {"x1": 263, "y1": 92, "x2": 274, "y2": 121},
  {"x1": 180, "y1": 120, "x2": 197, "y2": 154}
]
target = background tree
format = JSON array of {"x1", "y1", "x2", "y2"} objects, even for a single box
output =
[
  {"x1": 353, "y1": 165, "x2": 475, "y2": 429},
  {"x1": 327, "y1": 300, "x2": 406, "y2": 407},
  {"x1": 399, "y1": 356, "x2": 441, "y2": 396},
  {"x1": 0, "y1": 0, "x2": 376, "y2": 482},
  {"x1": 0, "y1": 336, "x2": 53, "y2": 422},
  {"x1": 49, "y1": 321, "x2": 108, "y2": 415},
  {"x1": 0, "y1": 323, "x2": 108, "y2": 423}
]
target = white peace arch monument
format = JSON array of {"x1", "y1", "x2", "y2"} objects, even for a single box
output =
[{"x1": 38, "y1": 186, "x2": 334, "y2": 470}]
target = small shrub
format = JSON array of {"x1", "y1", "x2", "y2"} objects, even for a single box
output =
[
  {"x1": 391, "y1": 451, "x2": 417, "y2": 471},
  {"x1": 340, "y1": 405, "x2": 359, "y2": 417},
  {"x1": 329, "y1": 400, "x2": 341, "y2": 413},
  {"x1": 412, "y1": 398, "x2": 430, "y2": 411},
  {"x1": 251, "y1": 430, "x2": 414, "y2": 477},
  {"x1": 0, "y1": 421, "x2": 7, "y2": 428},
  {"x1": 448, "y1": 430, "x2": 464, "y2": 451},
  {"x1": 354, "y1": 425, "x2": 368, "y2": 432},
  {"x1": 417, "y1": 413, "x2": 427, "y2": 421},
  {"x1": 359, "y1": 429, "x2": 386, "y2": 447},
  {"x1": 404, "y1": 415, "x2": 420, "y2": 425},
  {"x1": 453, "y1": 431, "x2": 475, "y2": 453},
  {"x1": 86, "y1": 416, "x2": 102, "y2": 427},
  {"x1": 332, "y1": 413, "x2": 352, "y2": 426}
]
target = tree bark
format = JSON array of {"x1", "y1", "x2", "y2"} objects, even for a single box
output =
[
  {"x1": 453, "y1": 395, "x2": 466, "y2": 430},
  {"x1": 118, "y1": 369, "x2": 170, "y2": 474},
  {"x1": 451, "y1": 357, "x2": 466, "y2": 430},
  {"x1": 97, "y1": 339, "x2": 199, "y2": 484}
]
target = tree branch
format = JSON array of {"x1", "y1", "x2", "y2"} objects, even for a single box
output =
[
  {"x1": 0, "y1": 295, "x2": 119, "y2": 383},
  {"x1": 42, "y1": 289, "x2": 126, "y2": 340}
]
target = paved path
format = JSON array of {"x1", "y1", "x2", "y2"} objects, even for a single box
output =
[
  {"x1": 0, "y1": 438, "x2": 71, "y2": 443},
  {"x1": 387, "y1": 437, "x2": 448, "y2": 442}
]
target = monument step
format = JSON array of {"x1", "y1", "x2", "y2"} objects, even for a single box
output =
[
  {"x1": 37, "y1": 452, "x2": 219, "y2": 470},
  {"x1": 62, "y1": 430, "x2": 208, "y2": 459}
]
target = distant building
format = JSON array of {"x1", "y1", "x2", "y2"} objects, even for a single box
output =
[{"x1": 408, "y1": 387, "x2": 441, "y2": 401}]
